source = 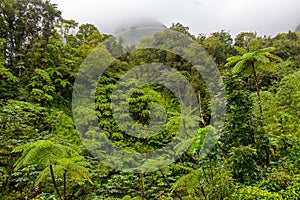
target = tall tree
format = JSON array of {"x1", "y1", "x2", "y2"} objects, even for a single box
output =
[
  {"x1": 202, "y1": 30, "x2": 234, "y2": 68},
  {"x1": 225, "y1": 38, "x2": 282, "y2": 118},
  {"x1": 13, "y1": 140, "x2": 92, "y2": 200},
  {"x1": 0, "y1": 0, "x2": 62, "y2": 73}
]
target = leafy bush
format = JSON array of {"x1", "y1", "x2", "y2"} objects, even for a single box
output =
[
  {"x1": 229, "y1": 186, "x2": 283, "y2": 200},
  {"x1": 229, "y1": 146, "x2": 262, "y2": 183}
]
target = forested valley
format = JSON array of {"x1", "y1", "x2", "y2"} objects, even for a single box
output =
[{"x1": 0, "y1": 0, "x2": 300, "y2": 199}]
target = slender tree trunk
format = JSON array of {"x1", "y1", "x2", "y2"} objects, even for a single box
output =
[
  {"x1": 63, "y1": 170, "x2": 67, "y2": 200},
  {"x1": 252, "y1": 63, "x2": 270, "y2": 169},
  {"x1": 198, "y1": 92, "x2": 206, "y2": 127},
  {"x1": 252, "y1": 63, "x2": 263, "y2": 119},
  {"x1": 50, "y1": 165, "x2": 62, "y2": 200},
  {"x1": 217, "y1": 144, "x2": 227, "y2": 160},
  {"x1": 139, "y1": 172, "x2": 145, "y2": 200},
  {"x1": 200, "y1": 185, "x2": 207, "y2": 200},
  {"x1": 265, "y1": 144, "x2": 270, "y2": 169},
  {"x1": 249, "y1": 120, "x2": 255, "y2": 144}
]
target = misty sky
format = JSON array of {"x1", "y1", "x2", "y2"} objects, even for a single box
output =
[{"x1": 51, "y1": 0, "x2": 300, "y2": 36}]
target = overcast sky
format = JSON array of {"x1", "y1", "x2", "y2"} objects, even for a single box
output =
[{"x1": 51, "y1": 0, "x2": 300, "y2": 37}]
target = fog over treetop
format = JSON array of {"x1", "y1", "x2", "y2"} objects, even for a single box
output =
[{"x1": 52, "y1": 0, "x2": 300, "y2": 36}]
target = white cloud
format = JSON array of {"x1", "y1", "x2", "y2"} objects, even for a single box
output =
[{"x1": 51, "y1": 0, "x2": 300, "y2": 36}]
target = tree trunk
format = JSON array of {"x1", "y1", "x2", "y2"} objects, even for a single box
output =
[
  {"x1": 200, "y1": 186, "x2": 207, "y2": 200},
  {"x1": 50, "y1": 165, "x2": 62, "y2": 200},
  {"x1": 217, "y1": 143, "x2": 227, "y2": 160},
  {"x1": 252, "y1": 63, "x2": 263, "y2": 119},
  {"x1": 64, "y1": 170, "x2": 67, "y2": 200},
  {"x1": 252, "y1": 63, "x2": 270, "y2": 169},
  {"x1": 265, "y1": 144, "x2": 270, "y2": 169},
  {"x1": 198, "y1": 92, "x2": 206, "y2": 127},
  {"x1": 139, "y1": 172, "x2": 145, "y2": 200}
]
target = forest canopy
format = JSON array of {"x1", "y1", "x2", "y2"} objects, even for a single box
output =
[{"x1": 0, "y1": 0, "x2": 300, "y2": 199}]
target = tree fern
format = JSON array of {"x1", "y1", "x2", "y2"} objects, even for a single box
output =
[
  {"x1": 226, "y1": 39, "x2": 282, "y2": 119},
  {"x1": 13, "y1": 140, "x2": 93, "y2": 199},
  {"x1": 226, "y1": 40, "x2": 283, "y2": 171}
]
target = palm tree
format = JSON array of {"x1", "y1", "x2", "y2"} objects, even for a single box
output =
[
  {"x1": 225, "y1": 38, "x2": 282, "y2": 118},
  {"x1": 13, "y1": 140, "x2": 93, "y2": 200}
]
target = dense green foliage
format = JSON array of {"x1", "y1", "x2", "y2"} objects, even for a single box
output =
[{"x1": 0, "y1": 0, "x2": 299, "y2": 199}]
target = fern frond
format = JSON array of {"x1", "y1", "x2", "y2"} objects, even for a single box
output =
[
  {"x1": 257, "y1": 47, "x2": 275, "y2": 54},
  {"x1": 225, "y1": 55, "x2": 241, "y2": 66},
  {"x1": 13, "y1": 140, "x2": 79, "y2": 170},
  {"x1": 240, "y1": 52, "x2": 255, "y2": 61},
  {"x1": 57, "y1": 157, "x2": 93, "y2": 184},
  {"x1": 254, "y1": 55, "x2": 270, "y2": 64},
  {"x1": 171, "y1": 169, "x2": 201, "y2": 194},
  {"x1": 232, "y1": 60, "x2": 247, "y2": 74},
  {"x1": 12, "y1": 143, "x2": 32, "y2": 153},
  {"x1": 265, "y1": 54, "x2": 282, "y2": 62},
  {"x1": 35, "y1": 167, "x2": 51, "y2": 186},
  {"x1": 233, "y1": 46, "x2": 247, "y2": 55}
]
